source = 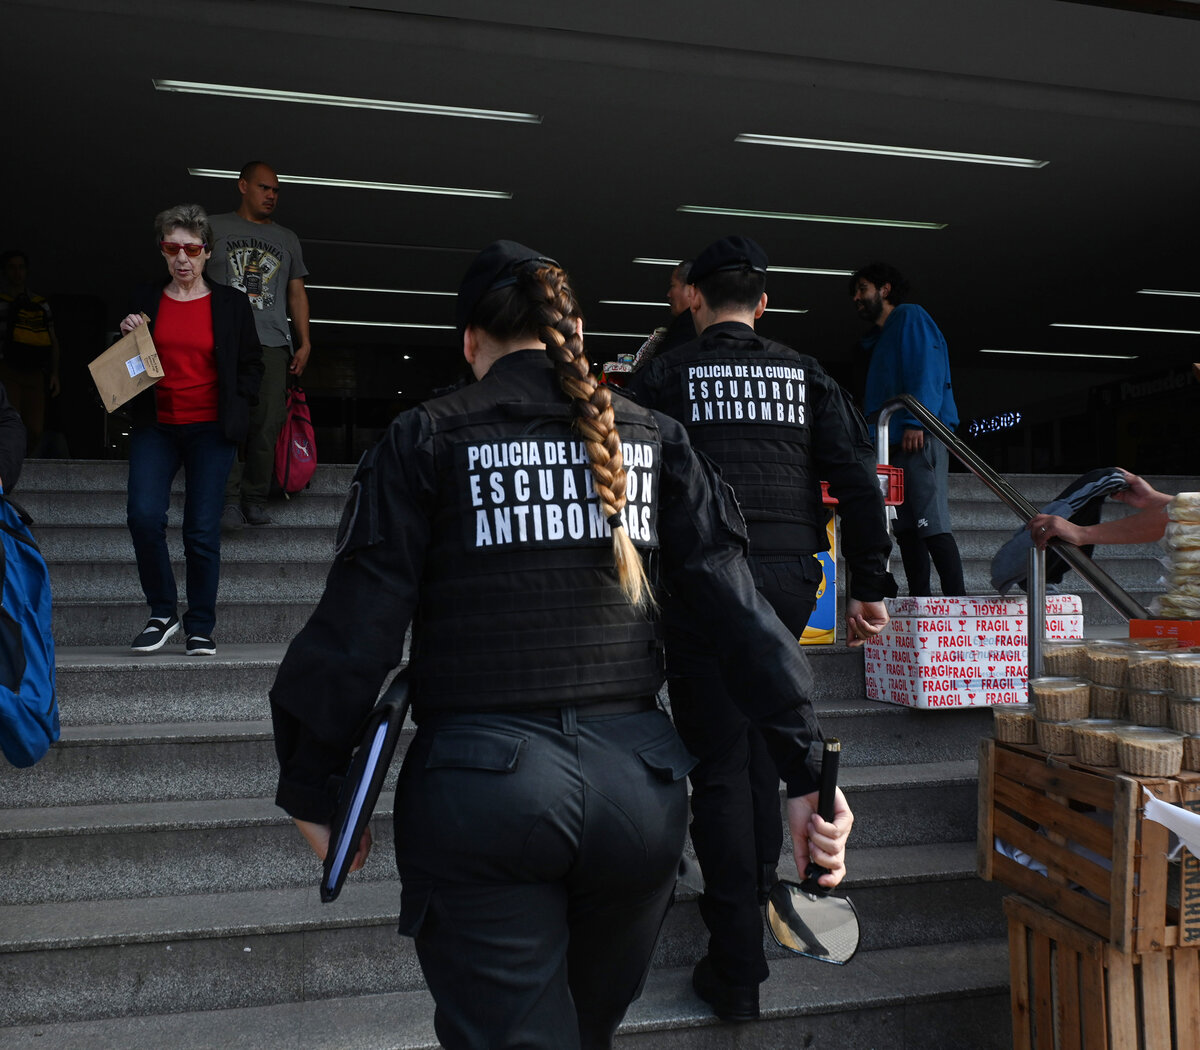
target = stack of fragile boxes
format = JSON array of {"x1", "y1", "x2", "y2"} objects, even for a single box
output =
[
  {"x1": 862, "y1": 594, "x2": 1084, "y2": 709},
  {"x1": 979, "y1": 636, "x2": 1200, "y2": 1049}
]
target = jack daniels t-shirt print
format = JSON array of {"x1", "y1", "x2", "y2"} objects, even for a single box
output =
[{"x1": 454, "y1": 436, "x2": 660, "y2": 551}]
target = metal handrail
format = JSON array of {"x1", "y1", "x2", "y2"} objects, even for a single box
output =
[{"x1": 876, "y1": 394, "x2": 1149, "y2": 623}]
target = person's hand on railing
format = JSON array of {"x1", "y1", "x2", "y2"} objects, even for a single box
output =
[
  {"x1": 1028, "y1": 513, "x2": 1083, "y2": 550},
  {"x1": 846, "y1": 599, "x2": 889, "y2": 647}
]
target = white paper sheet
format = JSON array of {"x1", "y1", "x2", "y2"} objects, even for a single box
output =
[{"x1": 1143, "y1": 787, "x2": 1200, "y2": 857}]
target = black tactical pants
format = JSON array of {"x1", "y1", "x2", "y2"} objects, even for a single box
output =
[
  {"x1": 666, "y1": 553, "x2": 821, "y2": 988},
  {"x1": 394, "y1": 704, "x2": 693, "y2": 1050}
]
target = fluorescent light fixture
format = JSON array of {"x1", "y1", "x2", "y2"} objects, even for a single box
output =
[
  {"x1": 1051, "y1": 323, "x2": 1200, "y2": 335},
  {"x1": 597, "y1": 297, "x2": 806, "y2": 314},
  {"x1": 188, "y1": 168, "x2": 510, "y2": 200},
  {"x1": 1138, "y1": 288, "x2": 1200, "y2": 298},
  {"x1": 678, "y1": 205, "x2": 946, "y2": 230},
  {"x1": 769, "y1": 266, "x2": 854, "y2": 277},
  {"x1": 981, "y1": 348, "x2": 1138, "y2": 360},
  {"x1": 310, "y1": 319, "x2": 455, "y2": 330},
  {"x1": 586, "y1": 331, "x2": 656, "y2": 339},
  {"x1": 631, "y1": 258, "x2": 852, "y2": 277},
  {"x1": 307, "y1": 284, "x2": 455, "y2": 297},
  {"x1": 154, "y1": 80, "x2": 541, "y2": 123},
  {"x1": 599, "y1": 299, "x2": 808, "y2": 314},
  {"x1": 735, "y1": 133, "x2": 1048, "y2": 169}
]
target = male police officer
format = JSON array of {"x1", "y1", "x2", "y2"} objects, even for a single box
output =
[{"x1": 628, "y1": 236, "x2": 894, "y2": 1021}]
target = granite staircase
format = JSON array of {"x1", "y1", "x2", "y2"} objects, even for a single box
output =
[{"x1": 0, "y1": 462, "x2": 1191, "y2": 1048}]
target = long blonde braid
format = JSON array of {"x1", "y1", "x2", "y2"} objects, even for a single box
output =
[{"x1": 525, "y1": 265, "x2": 653, "y2": 610}]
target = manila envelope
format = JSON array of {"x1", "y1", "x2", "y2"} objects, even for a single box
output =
[{"x1": 88, "y1": 316, "x2": 164, "y2": 413}]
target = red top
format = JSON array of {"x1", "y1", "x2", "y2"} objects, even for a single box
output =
[{"x1": 153, "y1": 292, "x2": 219, "y2": 424}]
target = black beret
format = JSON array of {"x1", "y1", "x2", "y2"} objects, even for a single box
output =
[
  {"x1": 455, "y1": 240, "x2": 559, "y2": 333},
  {"x1": 688, "y1": 235, "x2": 769, "y2": 285}
]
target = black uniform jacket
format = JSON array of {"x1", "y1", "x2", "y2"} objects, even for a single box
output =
[
  {"x1": 628, "y1": 321, "x2": 894, "y2": 603},
  {"x1": 270, "y1": 350, "x2": 828, "y2": 822},
  {"x1": 0, "y1": 383, "x2": 26, "y2": 492},
  {"x1": 123, "y1": 278, "x2": 263, "y2": 443}
]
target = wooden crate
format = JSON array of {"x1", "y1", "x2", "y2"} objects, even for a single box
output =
[
  {"x1": 979, "y1": 738, "x2": 1200, "y2": 954},
  {"x1": 1006, "y1": 895, "x2": 1200, "y2": 1050}
]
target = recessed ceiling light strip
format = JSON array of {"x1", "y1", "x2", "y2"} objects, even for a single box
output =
[
  {"x1": 308, "y1": 284, "x2": 455, "y2": 296},
  {"x1": 1050, "y1": 323, "x2": 1200, "y2": 335},
  {"x1": 1138, "y1": 288, "x2": 1200, "y2": 298},
  {"x1": 981, "y1": 349, "x2": 1138, "y2": 360},
  {"x1": 188, "y1": 168, "x2": 510, "y2": 199},
  {"x1": 155, "y1": 80, "x2": 541, "y2": 123},
  {"x1": 632, "y1": 258, "x2": 852, "y2": 276},
  {"x1": 735, "y1": 134, "x2": 1048, "y2": 169},
  {"x1": 598, "y1": 299, "x2": 808, "y2": 314},
  {"x1": 769, "y1": 266, "x2": 854, "y2": 276},
  {"x1": 310, "y1": 319, "x2": 455, "y2": 330},
  {"x1": 678, "y1": 205, "x2": 946, "y2": 230}
]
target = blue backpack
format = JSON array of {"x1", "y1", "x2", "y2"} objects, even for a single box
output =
[{"x1": 0, "y1": 495, "x2": 58, "y2": 767}]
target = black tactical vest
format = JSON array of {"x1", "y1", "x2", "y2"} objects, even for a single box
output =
[
  {"x1": 410, "y1": 370, "x2": 664, "y2": 711},
  {"x1": 652, "y1": 329, "x2": 822, "y2": 533}
]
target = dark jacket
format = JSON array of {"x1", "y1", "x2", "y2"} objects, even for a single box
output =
[
  {"x1": 270, "y1": 350, "x2": 829, "y2": 821},
  {"x1": 123, "y1": 279, "x2": 263, "y2": 442},
  {"x1": 627, "y1": 321, "x2": 895, "y2": 602},
  {"x1": 0, "y1": 383, "x2": 26, "y2": 492}
]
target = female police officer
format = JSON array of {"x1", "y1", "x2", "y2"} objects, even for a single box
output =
[{"x1": 269, "y1": 241, "x2": 852, "y2": 1050}]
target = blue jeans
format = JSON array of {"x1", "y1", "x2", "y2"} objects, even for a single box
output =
[{"x1": 127, "y1": 422, "x2": 236, "y2": 637}]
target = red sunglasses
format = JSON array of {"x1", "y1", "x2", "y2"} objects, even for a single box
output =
[{"x1": 159, "y1": 242, "x2": 208, "y2": 258}]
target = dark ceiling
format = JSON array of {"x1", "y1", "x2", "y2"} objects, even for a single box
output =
[{"x1": 6, "y1": 0, "x2": 1200, "y2": 454}]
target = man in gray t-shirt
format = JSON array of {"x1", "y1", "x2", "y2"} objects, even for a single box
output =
[{"x1": 210, "y1": 161, "x2": 312, "y2": 528}]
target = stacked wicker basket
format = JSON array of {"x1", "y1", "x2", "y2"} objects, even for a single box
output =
[{"x1": 993, "y1": 638, "x2": 1200, "y2": 775}]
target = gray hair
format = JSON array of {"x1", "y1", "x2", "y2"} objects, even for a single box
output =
[{"x1": 154, "y1": 203, "x2": 213, "y2": 249}]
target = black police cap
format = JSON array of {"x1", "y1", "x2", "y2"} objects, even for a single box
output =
[
  {"x1": 688, "y1": 236, "x2": 769, "y2": 285},
  {"x1": 456, "y1": 240, "x2": 559, "y2": 333}
]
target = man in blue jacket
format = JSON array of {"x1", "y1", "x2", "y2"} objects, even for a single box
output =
[{"x1": 850, "y1": 262, "x2": 965, "y2": 596}]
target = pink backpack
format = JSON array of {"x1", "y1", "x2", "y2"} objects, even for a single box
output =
[{"x1": 274, "y1": 384, "x2": 317, "y2": 495}]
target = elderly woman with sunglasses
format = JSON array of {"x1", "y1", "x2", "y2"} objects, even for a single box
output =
[{"x1": 118, "y1": 203, "x2": 262, "y2": 656}]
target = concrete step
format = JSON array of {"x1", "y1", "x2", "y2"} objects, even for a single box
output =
[
  {"x1": 0, "y1": 841, "x2": 1001, "y2": 1027},
  {"x1": 1, "y1": 720, "x2": 282, "y2": 807},
  {"x1": 840, "y1": 759, "x2": 979, "y2": 848},
  {"x1": 18, "y1": 489, "x2": 347, "y2": 527},
  {"x1": 51, "y1": 599, "x2": 315, "y2": 648},
  {"x1": 14, "y1": 460, "x2": 357, "y2": 496},
  {"x1": 0, "y1": 678, "x2": 983, "y2": 809},
  {"x1": 50, "y1": 558, "x2": 332, "y2": 603},
  {"x1": 37, "y1": 524, "x2": 336, "y2": 562},
  {"x1": 0, "y1": 746, "x2": 990, "y2": 907},
  {"x1": 0, "y1": 794, "x2": 397, "y2": 905},
  {"x1": 0, "y1": 936, "x2": 1013, "y2": 1049},
  {"x1": 55, "y1": 645, "x2": 281, "y2": 726},
  {"x1": 949, "y1": 471, "x2": 1198, "y2": 499}
]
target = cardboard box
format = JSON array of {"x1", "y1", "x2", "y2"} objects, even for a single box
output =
[
  {"x1": 1131, "y1": 619, "x2": 1200, "y2": 647},
  {"x1": 890, "y1": 594, "x2": 1084, "y2": 618},
  {"x1": 88, "y1": 318, "x2": 163, "y2": 413},
  {"x1": 863, "y1": 595, "x2": 1084, "y2": 708},
  {"x1": 1004, "y1": 894, "x2": 1200, "y2": 1050},
  {"x1": 980, "y1": 739, "x2": 1200, "y2": 955}
]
